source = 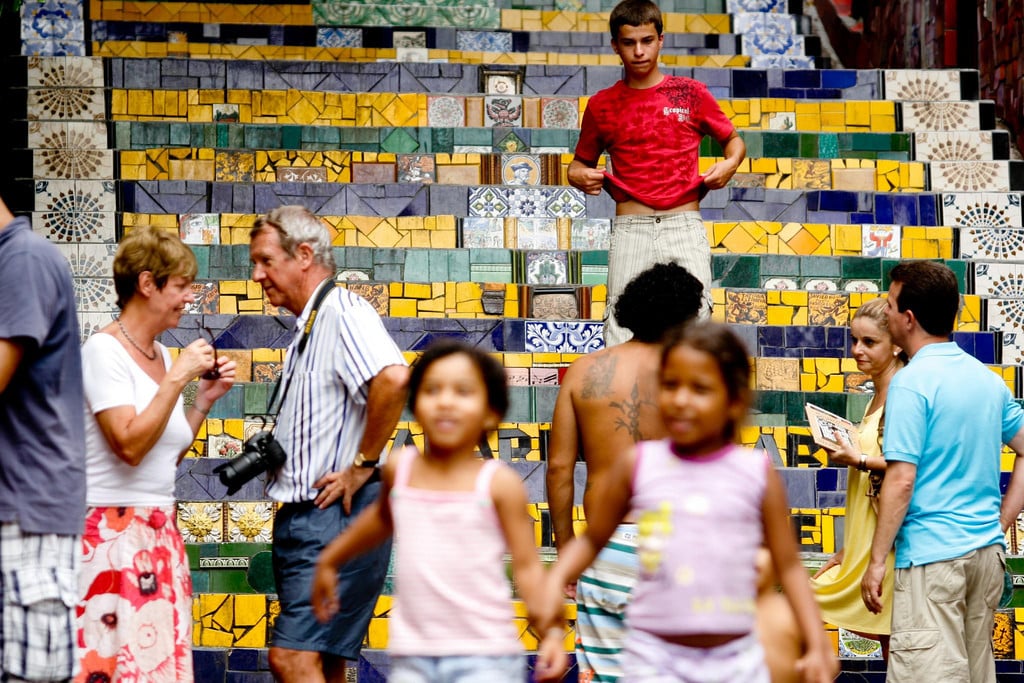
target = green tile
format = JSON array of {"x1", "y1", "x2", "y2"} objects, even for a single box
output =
[
  {"x1": 841, "y1": 256, "x2": 882, "y2": 280},
  {"x1": 216, "y1": 123, "x2": 229, "y2": 148},
  {"x1": 580, "y1": 251, "x2": 608, "y2": 266},
  {"x1": 135, "y1": 121, "x2": 170, "y2": 147},
  {"x1": 191, "y1": 571, "x2": 210, "y2": 592},
  {"x1": 404, "y1": 250, "x2": 430, "y2": 281},
  {"x1": 753, "y1": 390, "x2": 786, "y2": 415},
  {"x1": 381, "y1": 127, "x2": 421, "y2": 154},
  {"x1": 846, "y1": 393, "x2": 871, "y2": 422},
  {"x1": 531, "y1": 128, "x2": 570, "y2": 149},
  {"x1": 220, "y1": 542, "x2": 272, "y2": 557},
  {"x1": 799, "y1": 256, "x2": 841, "y2": 278},
  {"x1": 242, "y1": 126, "x2": 280, "y2": 149},
  {"x1": 454, "y1": 127, "x2": 492, "y2": 147},
  {"x1": 799, "y1": 133, "x2": 819, "y2": 159},
  {"x1": 470, "y1": 248, "x2": 513, "y2": 264},
  {"x1": 944, "y1": 260, "x2": 968, "y2": 291},
  {"x1": 208, "y1": 569, "x2": 255, "y2": 594},
  {"x1": 198, "y1": 543, "x2": 220, "y2": 557},
  {"x1": 247, "y1": 551, "x2": 276, "y2": 593},
  {"x1": 374, "y1": 264, "x2": 403, "y2": 281},
  {"x1": 192, "y1": 249, "x2": 210, "y2": 279},
  {"x1": 715, "y1": 255, "x2": 761, "y2": 287},
  {"x1": 506, "y1": 387, "x2": 531, "y2": 422},
  {"x1": 244, "y1": 382, "x2": 270, "y2": 415},
  {"x1": 201, "y1": 124, "x2": 218, "y2": 148},
  {"x1": 186, "y1": 544, "x2": 200, "y2": 569},
  {"x1": 227, "y1": 124, "x2": 246, "y2": 149},
  {"x1": 430, "y1": 127, "x2": 454, "y2": 154},
  {"x1": 281, "y1": 125, "x2": 302, "y2": 150},
  {"x1": 802, "y1": 392, "x2": 848, "y2": 423},
  {"x1": 346, "y1": 246, "x2": 375, "y2": 269},
  {"x1": 763, "y1": 132, "x2": 800, "y2": 158},
  {"x1": 818, "y1": 133, "x2": 838, "y2": 159},
  {"x1": 115, "y1": 122, "x2": 131, "y2": 149},
  {"x1": 448, "y1": 249, "x2": 471, "y2": 281},
  {"x1": 757, "y1": 254, "x2": 801, "y2": 277}
]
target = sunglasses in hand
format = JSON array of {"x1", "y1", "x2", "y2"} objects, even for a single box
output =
[{"x1": 200, "y1": 325, "x2": 221, "y2": 380}]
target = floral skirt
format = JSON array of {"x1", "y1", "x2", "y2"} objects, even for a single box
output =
[{"x1": 76, "y1": 506, "x2": 193, "y2": 683}]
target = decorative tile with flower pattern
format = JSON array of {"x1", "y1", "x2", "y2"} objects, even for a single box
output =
[
  {"x1": 929, "y1": 161, "x2": 1010, "y2": 193},
  {"x1": 178, "y1": 502, "x2": 224, "y2": 543},
  {"x1": 524, "y1": 321, "x2": 603, "y2": 353},
  {"x1": 941, "y1": 192, "x2": 1022, "y2": 228},
  {"x1": 33, "y1": 180, "x2": 116, "y2": 243},
  {"x1": 986, "y1": 299, "x2": 1024, "y2": 365},
  {"x1": 900, "y1": 101, "x2": 979, "y2": 131},
  {"x1": 316, "y1": 27, "x2": 362, "y2": 48},
  {"x1": 914, "y1": 132, "x2": 993, "y2": 162},
  {"x1": 427, "y1": 96, "x2": 465, "y2": 128},
  {"x1": 884, "y1": 70, "x2": 961, "y2": 101},
  {"x1": 227, "y1": 503, "x2": 274, "y2": 544}
]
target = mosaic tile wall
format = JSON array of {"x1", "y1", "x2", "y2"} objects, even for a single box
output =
[{"x1": 14, "y1": 0, "x2": 1024, "y2": 680}]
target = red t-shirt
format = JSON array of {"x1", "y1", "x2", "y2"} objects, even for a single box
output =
[{"x1": 574, "y1": 75, "x2": 736, "y2": 210}]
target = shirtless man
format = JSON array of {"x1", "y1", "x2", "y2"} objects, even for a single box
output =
[{"x1": 546, "y1": 262, "x2": 704, "y2": 682}]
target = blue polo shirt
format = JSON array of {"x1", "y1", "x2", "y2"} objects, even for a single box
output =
[{"x1": 883, "y1": 342, "x2": 1024, "y2": 568}]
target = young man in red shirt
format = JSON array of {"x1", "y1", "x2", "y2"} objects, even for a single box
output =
[{"x1": 570, "y1": 0, "x2": 746, "y2": 346}]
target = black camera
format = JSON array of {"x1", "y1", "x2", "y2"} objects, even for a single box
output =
[{"x1": 214, "y1": 431, "x2": 287, "y2": 495}]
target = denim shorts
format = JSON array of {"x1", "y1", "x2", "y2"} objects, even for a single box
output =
[
  {"x1": 270, "y1": 478, "x2": 391, "y2": 660},
  {"x1": 389, "y1": 654, "x2": 526, "y2": 683}
]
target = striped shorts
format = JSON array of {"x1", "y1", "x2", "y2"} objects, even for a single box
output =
[
  {"x1": 0, "y1": 522, "x2": 79, "y2": 682},
  {"x1": 575, "y1": 524, "x2": 639, "y2": 683},
  {"x1": 603, "y1": 211, "x2": 713, "y2": 347}
]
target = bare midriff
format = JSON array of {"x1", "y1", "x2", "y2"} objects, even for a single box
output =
[
  {"x1": 658, "y1": 632, "x2": 748, "y2": 648},
  {"x1": 616, "y1": 198, "x2": 700, "y2": 215}
]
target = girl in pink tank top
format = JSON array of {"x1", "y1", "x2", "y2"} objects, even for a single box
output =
[
  {"x1": 311, "y1": 340, "x2": 566, "y2": 682},
  {"x1": 545, "y1": 321, "x2": 838, "y2": 683}
]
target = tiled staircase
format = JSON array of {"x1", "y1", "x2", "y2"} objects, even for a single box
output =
[{"x1": 14, "y1": 0, "x2": 1024, "y2": 680}]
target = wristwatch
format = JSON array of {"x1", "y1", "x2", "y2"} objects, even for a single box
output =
[{"x1": 353, "y1": 451, "x2": 380, "y2": 468}]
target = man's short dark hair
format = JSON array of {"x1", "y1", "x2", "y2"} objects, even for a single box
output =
[
  {"x1": 889, "y1": 260, "x2": 960, "y2": 338},
  {"x1": 610, "y1": 0, "x2": 663, "y2": 39},
  {"x1": 613, "y1": 262, "x2": 704, "y2": 343}
]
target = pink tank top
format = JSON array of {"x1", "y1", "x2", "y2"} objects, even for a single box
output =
[
  {"x1": 628, "y1": 440, "x2": 769, "y2": 636},
  {"x1": 386, "y1": 448, "x2": 522, "y2": 656}
]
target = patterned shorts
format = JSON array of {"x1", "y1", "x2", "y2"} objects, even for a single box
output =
[
  {"x1": 575, "y1": 524, "x2": 639, "y2": 682},
  {"x1": 0, "y1": 522, "x2": 79, "y2": 682}
]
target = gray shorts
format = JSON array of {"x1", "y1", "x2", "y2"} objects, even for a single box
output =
[
  {"x1": 270, "y1": 478, "x2": 391, "y2": 660},
  {"x1": 0, "y1": 522, "x2": 79, "y2": 682}
]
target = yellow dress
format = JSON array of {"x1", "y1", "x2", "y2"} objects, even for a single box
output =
[{"x1": 810, "y1": 405, "x2": 895, "y2": 635}]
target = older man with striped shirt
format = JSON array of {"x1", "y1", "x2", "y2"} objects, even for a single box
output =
[{"x1": 249, "y1": 205, "x2": 409, "y2": 683}]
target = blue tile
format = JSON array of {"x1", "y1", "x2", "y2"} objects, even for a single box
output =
[
  {"x1": 891, "y1": 195, "x2": 919, "y2": 227},
  {"x1": 732, "y1": 69, "x2": 767, "y2": 98},
  {"x1": 874, "y1": 194, "x2": 893, "y2": 224},
  {"x1": 919, "y1": 194, "x2": 938, "y2": 226},
  {"x1": 819, "y1": 190, "x2": 859, "y2": 212},
  {"x1": 821, "y1": 70, "x2": 859, "y2": 88},
  {"x1": 826, "y1": 326, "x2": 849, "y2": 349},
  {"x1": 780, "y1": 467, "x2": 816, "y2": 507},
  {"x1": 816, "y1": 467, "x2": 839, "y2": 491},
  {"x1": 818, "y1": 491, "x2": 847, "y2": 507},
  {"x1": 783, "y1": 70, "x2": 820, "y2": 88},
  {"x1": 194, "y1": 649, "x2": 227, "y2": 682},
  {"x1": 785, "y1": 326, "x2": 827, "y2": 349},
  {"x1": 228, "y1": 649, "x2": 260, "y2": 671},
  {"x1": 758, "y1": 325, "x2": 785, "y2": 348}
]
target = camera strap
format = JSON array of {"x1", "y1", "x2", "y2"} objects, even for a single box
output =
[{"x1": 266, "y1": 277, "x2": 336, "y2": 417}]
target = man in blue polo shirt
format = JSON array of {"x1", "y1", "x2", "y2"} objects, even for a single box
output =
[
  {"x1": 861, "y1": 260, "x2": 1024, "y2": 683},
  {"x1": 0, "y1": 195, "x2": 86, "y2": 682}
]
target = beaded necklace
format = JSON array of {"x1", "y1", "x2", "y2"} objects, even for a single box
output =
[{"x1": 117, "y1": 318, "x2": 157, "y2": 361}]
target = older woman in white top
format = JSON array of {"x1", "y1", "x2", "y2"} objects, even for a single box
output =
[{"x1": 76, "y1": 227, "x2": 235, "y2": 683}]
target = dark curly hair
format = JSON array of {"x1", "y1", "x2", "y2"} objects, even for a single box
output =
[
  {"x1": 613, "y1": 262, "x2": 705, "y2": 343},
  {"x1": 408, "y1": 339, "x2": 509, "y2": 419}
]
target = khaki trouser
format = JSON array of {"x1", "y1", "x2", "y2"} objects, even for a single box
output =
[
  {"x1": 604, "y1": 211, "x2": 713, "y2": 347},
  {"x1": 889, "y1": 544, "x2": 1005, "y2": 683}
]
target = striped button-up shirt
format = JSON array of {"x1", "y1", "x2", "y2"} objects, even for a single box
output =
[{"x1": 266, "y1": 283, "x2": 406, "y2": 503}]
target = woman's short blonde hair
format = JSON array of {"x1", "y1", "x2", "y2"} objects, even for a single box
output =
[{"x1": 113, "y1": 226, "x2": 197, "y2": 309}]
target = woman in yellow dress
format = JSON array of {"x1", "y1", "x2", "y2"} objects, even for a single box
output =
[{"x1": 811, "y1": 297, "x2": 905, "y2": 656}]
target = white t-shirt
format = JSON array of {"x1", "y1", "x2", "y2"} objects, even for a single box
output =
[{"x1": 82, "y1": 332, "x2": 193, "y2": 506}]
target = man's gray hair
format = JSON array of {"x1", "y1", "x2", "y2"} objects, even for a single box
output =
[{"x1": 251, "y1": 205, "x2": 336, "y2": 271}]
